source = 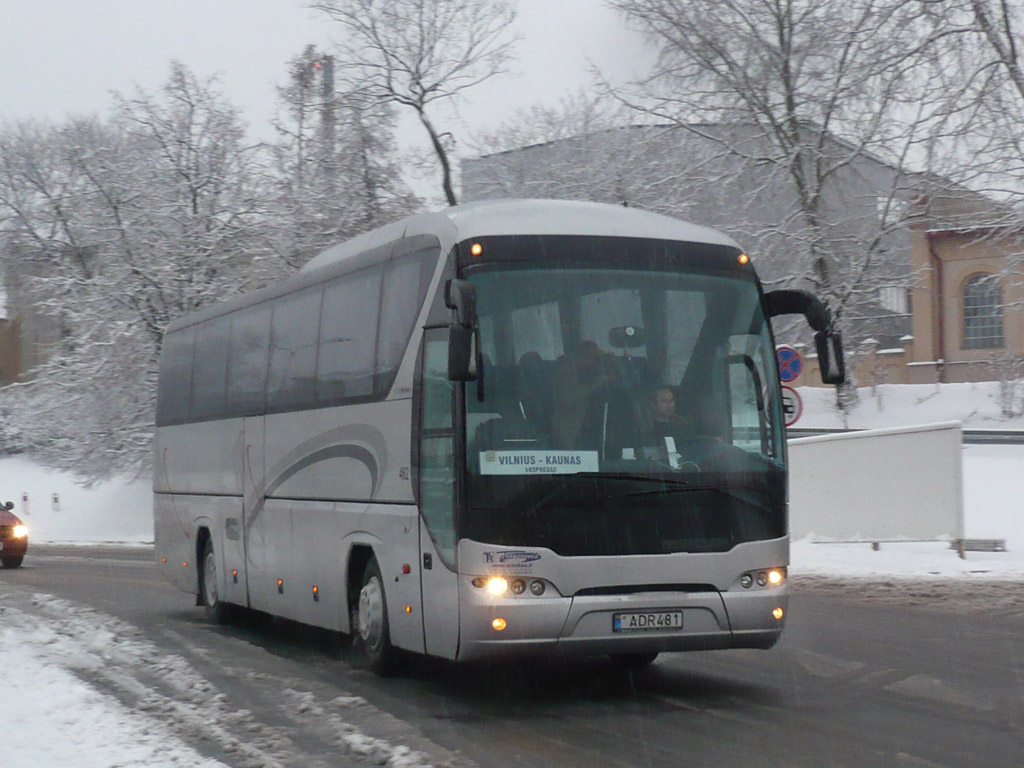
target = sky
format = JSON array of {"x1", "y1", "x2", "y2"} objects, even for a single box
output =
[{"x1": 0, "y1": 0, "x2": 649, "y2": 145}]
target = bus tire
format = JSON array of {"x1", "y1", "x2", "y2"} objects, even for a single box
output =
[
  {"x1": 610, "y1": 651, "x2": 659, "y2": 668},
  {"x1": 1, "y1": 555, "x2": 23, "y2": 568},
  {"x1": 356, "y1": 556, "x2": 396, "y2": 675},
  {"x1": 199, "y1": 537, "x2": 231, "y2": 624}
]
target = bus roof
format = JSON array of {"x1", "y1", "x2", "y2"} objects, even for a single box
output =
[{"x1": 300, "y1": 199, "x2": 741, "y2": 275}]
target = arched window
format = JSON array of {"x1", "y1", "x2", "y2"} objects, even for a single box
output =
[{"x1": 962, "y1": 274, "x2": 1003, "y2": 349}]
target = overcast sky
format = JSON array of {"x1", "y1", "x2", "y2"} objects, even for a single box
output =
[{"x1": 0, "y1": 0, "x2": 648, "y2": 145}]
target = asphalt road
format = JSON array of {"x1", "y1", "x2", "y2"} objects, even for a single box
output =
[{"x1": 3, "y1": 544, "x2": 1023, "y2": 768}]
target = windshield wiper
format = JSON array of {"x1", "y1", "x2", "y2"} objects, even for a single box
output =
[
  {"x1": 530, "y1": 472, "x2": 689, "y2": 509},
  {"x1": 608, "y1": 481, "x2": 770, "y2": 511}
]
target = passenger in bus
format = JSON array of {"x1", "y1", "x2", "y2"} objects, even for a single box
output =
[{"x1": 552, "y1": 341, "x2": 622, "y2": 449}]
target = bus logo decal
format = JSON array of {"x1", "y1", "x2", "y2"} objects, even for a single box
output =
[{"x1": 484, "y1": 550, "x2": 541, "y2": 566}]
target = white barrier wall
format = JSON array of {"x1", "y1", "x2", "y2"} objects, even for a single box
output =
[{"x1": 788, "y1": 422, "x2": 964, "y2": 542}]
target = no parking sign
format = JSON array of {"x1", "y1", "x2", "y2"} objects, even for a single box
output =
[{"x1": 776, "y1": 345, "x2": 803, "y2": 383}]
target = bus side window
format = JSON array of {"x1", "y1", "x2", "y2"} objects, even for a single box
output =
[
  {"x1": 418, "y1": 329, "x2": 457, "y2": 565},
  {"x1": 190, "y1": 317, "x2": 231, "y2": 422},
  {"x1": 226, "y1": 305, "x2": 271, "y2": 418},
  {"x1": 156, "y1": 327, "x2": 197, "y2": 426},
  {"x1": 376, "y1": 252, "x2": 432, "y2": 393},
  {"x1": 318, "y1": 268, "x2": 382, "y2": 404},
  {"x1": 267, "y1": 287, "x2": 322, "y2": 412}
]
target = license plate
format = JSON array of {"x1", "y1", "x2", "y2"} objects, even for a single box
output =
[{"x1": 613, "y1": 611, "x2": 683, "y2": 632}]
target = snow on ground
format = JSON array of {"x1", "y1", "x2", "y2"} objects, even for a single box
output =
[
  {"x1": 0, "y1": 589, "x2": 437, "y2": 768},
  {"x1": 0, "y1": 380, "x2": 1022, "y2": 767},
  {"x1": 1, "y1": 594, "x2": 227, "y2": 768},
  {"x1": 795, "y1": 380, "x2": 1024, "y2": 431}
]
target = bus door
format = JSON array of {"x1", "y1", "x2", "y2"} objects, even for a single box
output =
[
  {"x1": 239, "y1": 414, "x2": 265, "y2": 609},
  {"x1": 416, "y1": 328, "x2": 461, "y2": 659}
]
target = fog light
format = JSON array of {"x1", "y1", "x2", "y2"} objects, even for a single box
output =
[
  {"x1": 740, "y1": 574, "x2": 753, "y2": 589},
  {"x1": 529, "y1": 580, "x2": 545, "y2": 596},
  {"x1": 492, "y1": 617, "x2": 507, "y2": 631},
  {"x1": 768, "y1": 569, "x2": 784, "y2": 586},
  {"x1": 756, "y1": 571, "x2": 768, "y2": 587},
  {"x1": 773, "y1": 607, "x2": 784, "y2": 620},
  {"x1": 486, "y1": 576, "x2": 509, "y2": 596},
  {"x1": 511, "y1": 578, "x2": 526, "y2": 595}
]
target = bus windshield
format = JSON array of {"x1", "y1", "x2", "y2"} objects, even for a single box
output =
[{"x1": 462, "y1": 245, "x2": 785, "y2": 557}]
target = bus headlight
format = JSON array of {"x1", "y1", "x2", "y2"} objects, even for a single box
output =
[
  {"x1": 485, "y1": 576, "x2": 509, "y2": 596},
  {"x1": 739, "y1": 567, "x2": 785, "y2": 589},
  {"x1": 12, "y1": 524, "x2": 28, "y2": 539}
]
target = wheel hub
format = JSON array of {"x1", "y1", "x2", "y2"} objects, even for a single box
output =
[{"x1": 358, "y1": 577, "x2": 384, "y2": 649}]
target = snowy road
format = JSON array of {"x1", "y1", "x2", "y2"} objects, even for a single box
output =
[{"x1": 3, "y1": 544, "x2": 1023, "y2": 768}]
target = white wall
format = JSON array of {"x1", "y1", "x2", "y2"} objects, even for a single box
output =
[{"x1": 788, "y1": 422, "x2": 964, "y2": 542}]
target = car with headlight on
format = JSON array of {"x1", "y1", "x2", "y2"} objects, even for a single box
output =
[{"x1": 0, "y1": 501, "x2": 27, "y2": 568}]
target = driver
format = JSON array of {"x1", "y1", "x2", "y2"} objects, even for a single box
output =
[{"x1": 648, "y1": 386, "x2": 692, "y2": 446}]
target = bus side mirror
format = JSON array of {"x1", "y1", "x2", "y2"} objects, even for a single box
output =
[
  {"x1": 2, "y1": 501, "x2": 12, "y2": 511},
  {"x1": 445, "y1": 279, "x2": 479, "y2": 382},
  {"x1": 816, "y1": 330, "x2": 846, "y2": 385},
  {"x1": 444, "y1": 279, "x2": 477, "y2": 328},
  {"x1": 448, "y1": 325, "x2": 478, "y2": 382},
  {"x1": 765, "y1": 289, "x2": 846, "y2": 385}
]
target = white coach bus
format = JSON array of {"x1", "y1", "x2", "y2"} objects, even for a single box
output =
[{"x1": 154, "y1": 199, "x2": 844, "y2": 672}]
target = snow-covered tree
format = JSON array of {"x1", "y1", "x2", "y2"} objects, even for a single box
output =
[{"x1": 0, "y1": 63, "x2": 278, "y2": 482}]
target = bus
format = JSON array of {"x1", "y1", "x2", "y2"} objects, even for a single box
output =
[{"x1": 154, "y1": 199, "x2": 844, "y2": 672}]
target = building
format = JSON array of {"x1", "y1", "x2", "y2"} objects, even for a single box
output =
[{"x1": 462, "y1": 122, "x2": 915, "y2": 348}]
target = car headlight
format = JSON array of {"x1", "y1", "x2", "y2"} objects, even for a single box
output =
[{"x1": 12, "y1": 524, "x2": 28, "y2": 539}]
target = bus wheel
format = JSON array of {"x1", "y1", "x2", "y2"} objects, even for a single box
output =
[
  {"x1": 357, "y1": 557, "x2": 396, "y2": 675},
  {"x1": 610, "y1": 651, "x2": 659, "y2": 668},
  {"x1": 1, "y1": 555, "x2": 23, "y2": 568},
  {"x1": 199, "y1": 538, "x2": 230, "y2": 624}
]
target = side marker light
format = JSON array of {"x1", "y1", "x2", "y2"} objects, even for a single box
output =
[
  {"x1": 773, "y1": 607, "x2": 784, "y2": 620},
  {"x1": 492, "y1": 617, "x2": 507, "y2": 631}
]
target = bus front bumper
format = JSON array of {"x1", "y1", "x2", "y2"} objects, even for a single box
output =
[{"x1": 457, "y1": 586, "x2": 788, "y2": 662}]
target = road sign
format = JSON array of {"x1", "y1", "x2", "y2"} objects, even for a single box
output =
[
  {"x1": 776, "y1": 345, "x2": 803, "y2": 383},
  {"x1": 781, "y1": 385, "x2": 803, "y2": 427}
]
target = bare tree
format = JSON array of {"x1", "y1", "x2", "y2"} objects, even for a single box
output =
[
  {"x1": 308, "y1": 0, "x2": 518, "y2": 205},
  {"x1": 604, "y1": 0, "x2": 949, "y2": 343}
]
